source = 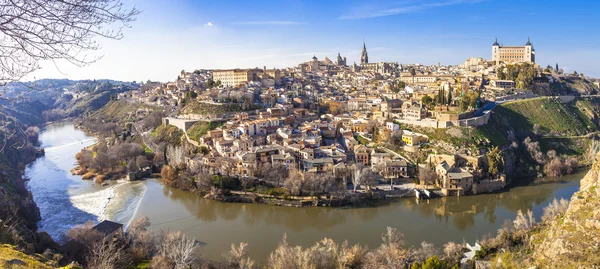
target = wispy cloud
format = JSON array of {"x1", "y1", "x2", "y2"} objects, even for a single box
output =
[
  {"x1": 204, "y1": 22, "x2": 214, "y2": 27},
  {"x1": 340, "y1": 0, "x2": 486, "y2": 20},
  {"x1": 232, "y1": 21, "x2": 305, "y2": 25}
]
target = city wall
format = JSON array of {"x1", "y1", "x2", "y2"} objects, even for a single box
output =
[
  {"x1": 397, "y1": 110, "x2": 491, "y2": 129},
  {"x1": 162, "y1": 117, "x2": 200, "y2": 132}
]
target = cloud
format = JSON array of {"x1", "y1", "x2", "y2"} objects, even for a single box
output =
[
  {"x1": 340, "y1": 0, "x2": 486, "y2": 20},
  {"x1": 204, "y1": 22, "x2": 213, "y2": 27},
  {"x1": 232, "y1": 21, "x2": 305, "y2": 25}
]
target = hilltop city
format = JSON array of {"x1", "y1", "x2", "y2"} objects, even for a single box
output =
[{"x1": 95, "y1": 38, "x2": 594, "y2": 199}]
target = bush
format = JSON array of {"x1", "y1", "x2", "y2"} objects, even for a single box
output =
[
  {"x1": 213, "y1": 175, "x2": 241, "y2": 190},
  {"x1": 266, "y1": 188, "x2": 288, "y2": 197},
  {"x1": 542, "y1": 198, "x2": 569, "y2": 222}
]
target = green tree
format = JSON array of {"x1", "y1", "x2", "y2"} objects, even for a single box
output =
[
  {"x1": 459, "y1": 95, "x2": 470, "y2": 111},
  {"x1": 447, "y1": 88, "x2": 452, "y2": 105},
  {"x1": 487, "y1": 146, "x2": 502, "y2": 177},
  {"x1": 422, "y1": 96, "x2": 433, "y2": 107},
  {"x1": 422, "y1": 256, "x2": 444, "y2": 269},
  {"x1": 497, "y1": 66, "x2": 506, "y2": 80}
]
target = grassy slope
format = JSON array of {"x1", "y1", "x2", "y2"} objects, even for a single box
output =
[
  {"x1": 409, "y1": 97, "x2": 600, "y2": 157},
  {"x1": 494, "y1": 98, "x2": 596, "y2": 136},
  {"x1": 151, "y1": 124, "x2": 183, "y2": 146},
  {"x1": 0, "y1": 244, "x2": 77, "y2": 269},
  {"x1": 88, "y1": 100, "x2": 160, "y2": 123},
  {"x1": 186, "y1": 121, "x2": 224, "y2": 142}
]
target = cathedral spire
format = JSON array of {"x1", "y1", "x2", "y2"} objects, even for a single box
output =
[{"x1": 361, "y1": 42, "x2": 368, "y2": 64}]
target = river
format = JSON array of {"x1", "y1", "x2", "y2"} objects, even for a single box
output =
[{"x1": 26, "y1": 123, "x2": 586, "y2": 264}]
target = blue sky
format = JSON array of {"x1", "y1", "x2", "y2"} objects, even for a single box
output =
[{"x1": 31, "y1": 0, "x2": 600, "y2": 82}]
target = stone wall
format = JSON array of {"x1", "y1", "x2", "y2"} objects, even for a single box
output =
[
  {"x1": 472, "y1": 177, "x2": 506, "y2": 195},
  {"x1": 397, "y1": 110, "x2": 491, "y2": 129},
  {"x1": 162, "y1": 117, "x2": 200, "y2": 131}
]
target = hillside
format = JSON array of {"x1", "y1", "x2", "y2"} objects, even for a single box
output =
[
  {"x1": 86, "y1": 100, "x2": 160, "y2": 123},
  {"x1": 181, "y1": 101, "x2": 261, "y2": 116},
  {"x1": 493, "y1": 97, "x2": 597, "y2": 136},
  {"x1": 0, "y1": 244, "x2": 77, "y2": 269},
  {"x1": 529, "y1": 154, "x2": 600, "y2": 267}
]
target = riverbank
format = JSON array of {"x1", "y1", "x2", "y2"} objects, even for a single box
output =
[{"x1": 208, "y1": 187, "x2": 416, "y2": 208}]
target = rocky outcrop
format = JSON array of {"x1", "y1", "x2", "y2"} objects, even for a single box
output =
[{"x1": 532, "y1": 154, "x2": 600, "y2": 267}]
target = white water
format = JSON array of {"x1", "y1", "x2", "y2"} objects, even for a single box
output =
[{"x1": 25, "y1": 123, "x2": 146, "y2": 241}]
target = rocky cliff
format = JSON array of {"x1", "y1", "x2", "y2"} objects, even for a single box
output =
[{"x1": 531, "y1": 154, "x2": 600, "y2": 267}]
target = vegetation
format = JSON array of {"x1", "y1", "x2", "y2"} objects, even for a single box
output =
[
  {"x1": 0, "y1": 244, "x2": 75, "y2": 269},
  {"x1": 495, "y1": 98, "x2": 595, "y2": 136},
  {"x1": 186, "y1": 121, "x2": 224, "y2": 142},
  {"x1": 75, "y1": 139, "x2": 153, "y2": 182},
  {"x1": 497, "y1": 63, "x2": 536, "y2": 90},
  {"x1": 181, "y1": 102, "x2": 258, "y2": 116},
  {"x1": 151, "y1": 124, "x2": 183, "y2": 147}
]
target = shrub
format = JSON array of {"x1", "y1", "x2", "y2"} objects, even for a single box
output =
[{"x1": 542, "y1": 198, "x2": 569, "y2": 222}]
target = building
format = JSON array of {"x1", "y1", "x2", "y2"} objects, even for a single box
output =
[
  {"x1": 435, "y1": 161, "x2": 474, "y2": 196},
  {"x1": 402, "y1": 131, "x2": 428, "y2": 146},
  {"x1": 212, "y1": 69, "x2": 254, "y2": 87},
  {"x1": 382, "y1": 160, "x2": 409, "y2": 179},
  {"x1": 212, "y1": 68, "x2": 280, "y2": 87},
  {"x1": 358, "y1": 42, "x2": 396, "y2": 75},
  {"x1": 490, "y1": 80, "x2": 515, "y2": 90},
  {"x1": 361, "y1": 62, "x2": 397, "y2": 75},
  {"x1": 403, "y1": 104, "x2": 428, "y2": 121},
  {"x1": 400, "y1": 74, "x2": 437, "y2": 84},
  {"x1": 354, "y1": 145, "x2": 370, "y2": 165},
  {"x1": 492, "y1": 37, "x2": 535, "y2": 64}
]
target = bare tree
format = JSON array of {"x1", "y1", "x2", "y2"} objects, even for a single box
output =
[
  {"x1": 442, "y1": 241, "x2": 463, "y2": 264},
  {"x1": 223, "y1": 242, "x2": 255, "y2": 269},
  {"x1": 418, "y1": 167, "x2": 437, "y2": 187},
  {"x1": 513, "y1": 209, "x2": 535, "y2": 232},
  {"x1": 196, "y1": 173, "x2": 215, "y2": 194},
  {"x1": 267, "y1": 234, "x2": 312, "y2": 269},
  {"x1": 284, "y1": 169, "x2": 305, "y2": 196},
  {"x1": 412, "y1": 241, "x2": 437, "y2": 264},
  {"x1": 159, "y1": 231, "x2": 199, "y2": 269},
  {"x1": 267, "y1": 234, "x2": 366, "y2": 269},
  {"x1": 352, "y1": 164, "x2": 379, "y2": 192},
  {"x1": 86, "y1": 237, "x2": 132, "y2": 269},
  {"x1": 364, "y1": 227, "x2": 410, "y2": 268},
  {"x1": 256, "y1": 163, "x2": 288, "y2": 187},
  {"x1": 127, "y1": 216, "x2": 155, "y2": 261},
  {"x1": 0, "y1": 0, "x2": 140, "y2": 86},
  {"x1": 542, "y1": 198, "x2": 569, "y2": 222}
]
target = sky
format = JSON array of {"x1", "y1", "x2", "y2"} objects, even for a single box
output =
[{"x1": 29, "y1": 0, "x2": 600, "y2": 82}]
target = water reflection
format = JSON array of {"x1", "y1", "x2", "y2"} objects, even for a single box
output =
[{"x1": 136, "y1": 170, "x2": 584, "y2": 263}]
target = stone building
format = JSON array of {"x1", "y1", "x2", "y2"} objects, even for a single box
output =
[{"x1": 492, "y1": 37, "x2": 535, "y2": 64}]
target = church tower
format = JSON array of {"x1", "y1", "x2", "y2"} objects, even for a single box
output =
[{"x1": 361, "y1": 42, "x2": 368, "y2": 64}]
